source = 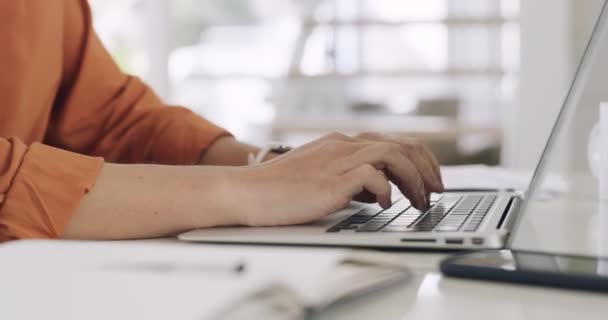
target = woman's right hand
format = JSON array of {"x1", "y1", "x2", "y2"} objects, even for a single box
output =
[{"x1": 234, "y1": 133, "x2": 443, "y2": 227}]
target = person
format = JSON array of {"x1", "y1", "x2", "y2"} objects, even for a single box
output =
[{"x1": 0, "y1": 0, "x2": 443, "y2": 242}]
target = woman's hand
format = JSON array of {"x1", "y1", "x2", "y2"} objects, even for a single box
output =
[{"x1": 234, "y1": 132, "x2": 443, "y2": 227}]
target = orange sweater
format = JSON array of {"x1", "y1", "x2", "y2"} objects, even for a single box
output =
[{"x1": 0, "y1": 1, "x2": 228, "y2": 241}]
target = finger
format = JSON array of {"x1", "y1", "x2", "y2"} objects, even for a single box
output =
[
  {"x1": 341, "y1": 164, "x2": 392, "y2": 209},
  {"x1": 403, "y1": 148, "x2": 443, "y2": 193},
  {"x1": 353, "y1": 190, "x2": 378, "y2": 203},
  {"x1": 401, "y1": 138, "x2": 442, "y2": 189},
  {"x1": 339, "y1": 143, "x2": 428, "y2": 210},
  {"x1": 416, "y1": 142, "x2": 444, "y2": 189},
  {"x1": 357, "y1": 133, "x2": 442, "y2": 193}
]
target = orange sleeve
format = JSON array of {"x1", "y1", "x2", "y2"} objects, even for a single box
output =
[
  {"x1": 0, "y1": 137, "x2": 103, "y2": 241},
  {"x1": 46, "y1": 0, "x2": 230, "y2": 165},
  {"x1": 0, "y1": 1, "x2": 230, "y2": 241}
]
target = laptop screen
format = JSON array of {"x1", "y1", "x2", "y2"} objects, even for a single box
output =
[{"x1": 509, "y1": 0, "x2": 608, "y2": 261}]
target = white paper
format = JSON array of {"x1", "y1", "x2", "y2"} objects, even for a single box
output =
[{"x1": 0, "y1": 240, "x2": 350, "y2": 320}]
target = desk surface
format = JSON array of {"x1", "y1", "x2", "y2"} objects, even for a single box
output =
[
  {"x1": 3, "y1": 165, "x2": 608, "y2": 319},
  {"x1": 141, "y1": 239, "x2": 608, "y2": 320},
  {"x1": 2, "y1": 236, "x2": 606, "y2": 320},
  {"x1": 317, "y1": 249, "x2": 608, "y2": 320}
]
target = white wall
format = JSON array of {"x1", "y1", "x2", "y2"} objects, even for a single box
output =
[
  {"x1": 505, "y1": 0, "x2": 573, "y2": 169},
  {"x1": 144, "y1": 0, "x2": 172, "y2": 101},
  {"x1": 568, "y1": 0, "x2": 606, "y2": 171},
  {"x1": 507, "y1": 0, "x2": 606, "y2": 170}
]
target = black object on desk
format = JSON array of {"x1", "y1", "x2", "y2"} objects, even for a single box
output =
[{"x1": 440, "y1": 249, "x2": 608, "y2": 293}]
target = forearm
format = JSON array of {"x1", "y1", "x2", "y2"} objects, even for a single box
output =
[
  {"x1": 62, "y1": 163, "x2": 244, "y2": 240},
  {"x1": 63, "y1": 137, "x2": 281, "y2": 240}
]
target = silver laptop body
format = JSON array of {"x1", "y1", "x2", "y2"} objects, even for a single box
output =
[
  {"x1": 179, "y1": 2, "x2": 606, "y2": 249},
  {"x1": 180, "y1": 190, "x2": 519, "y2": 249}
]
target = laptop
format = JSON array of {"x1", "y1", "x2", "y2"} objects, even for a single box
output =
[{"x1": 179, "y1": 2, "x2": 607, "y2": 249}]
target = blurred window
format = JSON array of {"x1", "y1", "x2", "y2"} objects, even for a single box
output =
[{"x1": 91, "y1": 0, "x2": 519, "y2": 158}]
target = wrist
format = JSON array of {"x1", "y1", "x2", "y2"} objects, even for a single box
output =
[
  {"x1": 187, "y1": 166, "x2": 250, "y2": 228},
  {"x1": 199, "y1": 136, "x2": 259, "y2": 166},
  {"x1": 223, "y1": 165, "x2": 274, "y2": 226},
  {"x1": 248, "y1": 144, "x2": 292, "y2": 166}
]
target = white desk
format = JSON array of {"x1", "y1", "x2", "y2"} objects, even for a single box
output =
[
  {"x1": 149, "y1": 239, "x2": 607, "y2": 320},
  {"x1": 2, "y1": 166, "x2": 607, "y2": 319},
  {"x1": 316, "y1": 250, "x2": 608, "y2": 320},
  {"x1": 4, "y1": 237, "x2": 604, "y2": 319}
]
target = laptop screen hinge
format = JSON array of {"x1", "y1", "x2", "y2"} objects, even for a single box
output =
[{"x1": 496, "y1": 196, "x2": 521, "y2": 230}]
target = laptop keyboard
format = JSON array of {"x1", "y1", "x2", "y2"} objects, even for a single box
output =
[{"x1": 326, "y1": 194, "x2": 496, "y2": 233}]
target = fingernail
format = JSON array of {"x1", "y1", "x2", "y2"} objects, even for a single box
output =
[
  {"x1": 381, "y1": 198, "x2": 390, "y2": 209},
  {"x1": 437, "y1": 181, "x2": 445, "y2": 193},
  {"x1": 434, "y1": 171, "x2": 444, "y2": 190},
  {"x1": 418, "y1": 187, "x2": 426, "y2": 209}
]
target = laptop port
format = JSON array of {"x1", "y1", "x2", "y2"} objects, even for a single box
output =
[
  {"x1": 472, "y1": 238, "x2": 484, "y2": 245},
  {"x1": 445, "y1": 238, "x2": 464, "y2": 245},
  {"x1": 400, "y1": 238, "x2": 436, "y2": 243}
]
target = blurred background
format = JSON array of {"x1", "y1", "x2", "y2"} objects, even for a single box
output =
[{"x1": 89, "y1": 0, "x2": 603, "y2": 169}]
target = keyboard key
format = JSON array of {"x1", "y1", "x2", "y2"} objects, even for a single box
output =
[
  {"x1": 387, "y1": 220, "x2": 412, "y2": 226},
  {"x1": 369, "y1": 210, "x2": 400, "y2": 222},
  {"x1": 446, "y1": 220, "x2": 466, "y2": 225},
  {"x1": 394, "y1": 215, "x2": 418, "y2": 220},
  {"x1": 462, "y1": 224, "x2": 480, "y2": 232},
  {"x1": 441, "y1": 218, "x2": 465, "y2": 224},
  {"x1": 352, "y1": 206, "x2": 382, "y2": 217},
  {"x1": 357, "y1": 223, "x2": 388, "y2": 232},
  {"x1": 326, "y1": 226, "x2": 341, "y2": 232},
  {"x1": 377, "y1": 211, "x2": 400, "y2": 216},
  {"x1": 412, "y1": 224, "x2": 434, "y2": 232},
  {"x1": 326, "y1": 205, "x2": 385, "y2": 233},
  {"x1": 381, "y1": 206, "x2": 406, "y2": 214},
  {"x1": 462, "y1": 215, "x2": 488, "y2": 231},
  {"x1": 335, "y1": 216, "x2": 371, "y2": 225},
  {"x1": 381, "y1": 225, "x2": 413, "y2": 232},
  {"x1": 347, "y1": 219, "x2": 369, "y2": 225},
  {"x1": 375, "y1": 212, "x2": 398, "y2": 217},
  {"x1": 374, "y1": 216, "x2": 397, "y2": 222}
]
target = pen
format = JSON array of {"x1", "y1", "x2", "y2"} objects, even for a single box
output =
[
  {"x1": 443, "y1": 188, "x2": 515, "y2": 192},
  {"x1": 111, "y1": 261, "x2": 246, "y2": 274}
]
